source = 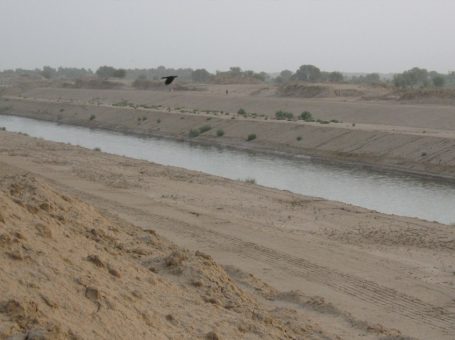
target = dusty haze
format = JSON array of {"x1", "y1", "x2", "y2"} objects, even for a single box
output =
[{"x1": 0, "y1": 0, "x2": 454, "y2": 73}]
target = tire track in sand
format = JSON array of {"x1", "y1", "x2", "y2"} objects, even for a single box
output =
[{"x1": 56, "y1": 186, "x2": 455, "y2": 336}]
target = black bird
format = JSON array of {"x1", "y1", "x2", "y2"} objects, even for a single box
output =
[{"x1": 161, "y1": 75, "x2": 178, "y2": 85}]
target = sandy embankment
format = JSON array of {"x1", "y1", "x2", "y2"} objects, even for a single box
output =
[
  {"x1": 1, "y1": 130, "x2": 454, "y2": 339},
  {"x1": 1, "y1": 91, "x2": 455, "y2": 180},
  {"x1": 0, "y1": 164, "x2": 320, "y2": 339}
]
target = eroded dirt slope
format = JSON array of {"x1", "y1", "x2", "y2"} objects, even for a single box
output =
[{"x1": 0, "y1": 166, "x2": 327, "y2": 339}]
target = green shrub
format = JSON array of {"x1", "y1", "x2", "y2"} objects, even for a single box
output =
[
  {"x1": 94, "y1": 147, "x2": 101, "y2": 152},
  {"x1": 198, "y1": 125, "x2": 212, "y2": 134},
  {"x1": 330, "y1": 119, "x2": 340, "y2": 123},
  {"x1": 238, "y1": 108, "x2": 247, "y2": 116},
  {"x1": 243, "y1": 177, "x2": 256, "y2": 184},
  {"x1": 157, "y1": 119, "x2": 161, "y2": 123},
  {"x1": 113, "y1": 100, "x2": 129, "y2": 107},
  {"x1": 296, "y1": 136, "x2": 302, "y2": 141},
  {"x1": 247, "y1": 133, "x2": 256, "y2": 141},
  {"x1": 216, "y1": 129, "x2": 224, "y2": 137},
  {"x1": 275, "y1": 110, "x2": 293, "y2": 120},
  {"x1": 299, "y1": 111, "x2": 314, "y2": 122},
  {"x1": 89, "y1": 114, "x2": 96, "y2": 121},
  {"x1": 317, "y1": 119, "x2": 330, "y2": 124},
  {"x1": 189, "y1": 129, "x2": 200, "y2": 138},
  {"x1": 59, "y1": 108, "x2": 65, "y2": 112}
]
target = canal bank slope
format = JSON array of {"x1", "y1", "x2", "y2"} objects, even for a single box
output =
[
  {"x1": 2, "y1": 96, "x2": 455, "y2": 180},
  {"x1": 1, "y1": 130, "x2": 454, "y2": 339}
]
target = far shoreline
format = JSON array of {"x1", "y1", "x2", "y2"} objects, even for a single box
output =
[
  {"x1": 3, "y1": 111, "x2": 455, "y2": 189},
  {"x1": 1, "y1": 94, "x2": 455, "y2": 182}
]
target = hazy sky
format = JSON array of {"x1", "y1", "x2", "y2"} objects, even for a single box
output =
[{"x1": 1, "y1": 0, "x2": 454, "y2": 73}]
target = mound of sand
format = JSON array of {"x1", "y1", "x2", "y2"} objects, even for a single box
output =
[
  {"x1": 397, "y1": 88, "x2": 455, "y2": 104},
  {"x1": 0, "y1": 167, "x2": 318, "y2": 339}
]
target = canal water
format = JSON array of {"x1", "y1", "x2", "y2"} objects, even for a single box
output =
[{"x1": 1, "y1": 115, "x2": 454, "y2": 224}]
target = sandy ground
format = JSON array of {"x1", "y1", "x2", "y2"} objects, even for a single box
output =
[
  {"x1": 1, "y1": 130, "x2": 454, "y2": 339},
  {"x1": 13, "y1": 85, "x2": 455, "y2": 130},
  {"x1": 0, "y1": 164, "x2": 322, "y2": 340}
]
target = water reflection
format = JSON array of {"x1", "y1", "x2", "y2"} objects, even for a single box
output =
[{"x1": 1, "y1": 115, "x2": 454, "y2": 224}]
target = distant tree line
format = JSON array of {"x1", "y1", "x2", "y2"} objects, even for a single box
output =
[
  {"x1": 125, "y1": 66, "x2": 194, "y2": 82},
  {"x1": 129, "y1": 66, "x2": 269, "y2": 84},
  {"x1": 212, "y1": 67, "x2": 269, "y2": 83},
  {"x1": 0, "y1": 67, "x2": 93, "y2": 80},
  {"x1": 275, "y1": 64, "x2": 380, "y2": 85},
  {"x1": 392, "y1": 67, "x2": 451, "y2": 88},
  {"x1": 275, "y1": 64, "x2": 455, "y2": 88},
  {"x1": 95, "y1": 66, "x2": 126, "y2": 79},
  {"x1": 1, "y1": 64, "x2": 454, "y2": 89}
]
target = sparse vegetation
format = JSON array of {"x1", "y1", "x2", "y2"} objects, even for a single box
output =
[
  {"x1": 113, "y1": 100, "x2": 129, "y2": 107},
  {"x1": 243, "y1": 177, "x2": 256, "y2": 184},
  {"x1": 292, "y1": 64, "x2": 322, "y2": 82},
  {"x1": 275, "y1": 110, "x2": 294, "y2": 120},
  {"x1": 392, "y1": 67, "x2": 451, "y2": 89},
  {"x1": 296, "y1": 136, "x2": 302, "y2": 141},
  {"x1": 188, "y1": 129, "x2": 200, "y2": 138},
  {"x1": 89, "y1": 114, "x2": 96, "y2": 121},
  {"x1": 198, "y1": 125, "x2": 212, "y2": 134},
  {"x1": 93, "y1": 147, "x2": 101, "y2": 152},
  {"x1": 247, "y1": 133, "x2": 256, "y2": 141},
  {"x1": 299, "y1": 111, "x2": 314, "y2": 122},
  {"x1": 216, "y1": 129, "x2": 224, "y2": 137},
  {"x1": 191, "y1": 68, "x2": 211, "y2": 83},
  {"x1": 96, "y1": 66, "x2": 126, "y2": 79},
  {"x1": 433, "y1": 76, "x2": 445, "y2": 88},
  {"x1": 0, "y1": 127, "x2": 6, "y2": 131},
  {"x1": 238, "y1": 108, "x2": 247, "y2": 116},
  {"x1": 317, "y1": 119, "x2": 330, "y2": 124},
  {"x1": 157, "y1": 119, "x2": 161, "y2": 123}
]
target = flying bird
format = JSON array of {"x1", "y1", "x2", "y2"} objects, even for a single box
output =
[{"x1": 161, "y1": 75, "x2": 178, "y2": 85}]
